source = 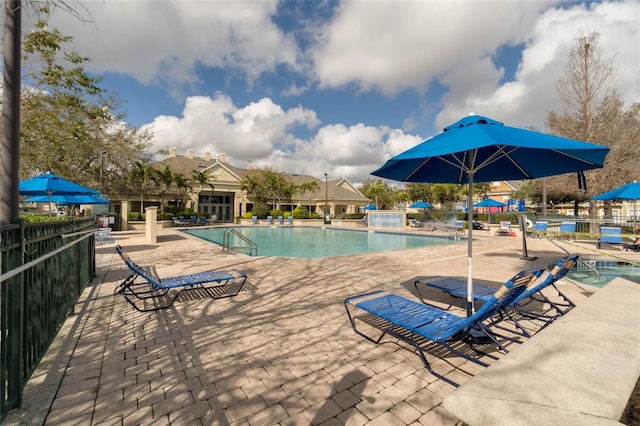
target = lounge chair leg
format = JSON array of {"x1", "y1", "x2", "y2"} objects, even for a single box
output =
[{"x1": 345, "y1": 303, "x2": 461, "y2": 387}]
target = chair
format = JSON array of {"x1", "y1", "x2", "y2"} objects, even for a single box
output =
[
  {"x1": 264, "y1": 216, "x2": 273, "y2": 225},
  {"x1": 472, "y1": 221, "x2": 487, "y2": 231},
  {"x1": 623, "y1": 239, "x2": 640, "y2": 252},
  {"x1": 114, "y1": 245, "x2": 248, "y2": 312},
  {"x1": 455, "y1": 220, "x2": 465, "y2": 234},
  {"x1": 409, "y1": 219, "x2": 423, "y2": 230},
  {"x1": 531, "y1": 220, "x2": 548, "y2": 238},
  {"x1": 494, "y1": 221, "x2": 511, "y2": 236},
  {"x1": 197, "y1": 217, "x2": 208, "y2": 226},
  {"x1": 276, "y1": 216, "x2": 284, "y2": 225},
  {"x1": 285, "y1": 216, "x2": 294, "y2": 225},
  {"x1": 597, "y1": 226, "x2": 624, "y2": 249},
  {"x1": 357, "y1": 215, "x2": 368, "y2": 227},
  {"x1": 251, "y1": 216, "x2": 258, "y2": 225},
  {"x1": 345, "y1": 267, "x2": 543, "y2": 386},
  {"x1": 558, "y1": 221, "x2": 576, "y2": 240},
  {"x1": 415, "y1": 254, "x2": 578, "y2": 336},
  {"x1": 173, "y1": 216, "x2": 188, "y2": 226}
]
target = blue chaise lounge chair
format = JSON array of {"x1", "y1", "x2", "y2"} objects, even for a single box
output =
[
  {"x1": 558, "y1": 221, "x2": 576, "y2": 240},
  {"x1": 415, "y1": 254, "x2": 579, "y2": 336},
  {"x1": 597, "y1": 226, "x2": 624, "y2": 249},
  {"x1": 114, "y1": 245, "x2": 248, "y2": 312},
  {"x1": 345, "y1": 267, "x2": 544, "y2": 386}
]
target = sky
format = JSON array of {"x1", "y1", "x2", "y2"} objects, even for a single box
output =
[{"x1": 24, "y1": 1, "x2": 640, "y2": 185}]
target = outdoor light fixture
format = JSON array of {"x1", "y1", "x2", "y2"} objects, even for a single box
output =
[
  {"x1": 100, "y1": 151, "x2": 106, "y2": 194},
  {"x1": 324, "y1": 173, "x2": 328, "y2": 223}
]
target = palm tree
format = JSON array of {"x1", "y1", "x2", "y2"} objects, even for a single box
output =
[
  {"x1": 191, "y1": 169, "x2": 215, "y2": 211},
  {"x1": 300, "y1": 180, "x2": 320, "y2": 213},
  {"x1": 431, "y1": 184, "x2": 466, "y2": 211},
  {"x1": 128, "y1": 162, "x2": 158, "y2": 213},
  {"x1": 241, "y1": 174, "x2": 261, "y2": 203},
  {"x1": 281, "y1": 182, "x2": 299, "y2": 212},
  {"x1": 365, "y1": 182, "x2": 387, "y2": 209},
  {"x1": 173, "y1": 173, "x2": 192, "y2": 210},
  {"x1": 156, "y1": 165, "x2": 174, "y2": 213},
  {"x1": 192, "y1": 169, "x2": 214, "y2": 192}
]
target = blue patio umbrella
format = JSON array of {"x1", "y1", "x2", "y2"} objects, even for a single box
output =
[
  {"x1": 372, "y1": 114, "x2": 610, "y2": 316},
  {"x1": 25, "y1": 194, "x2": 109, "y2": 205},
  {"x1": 364, "y1": 203, "x2": 377, "y2": 211},
  {"x1": 473, "y1": 198, "x2": 505, "y2": 225},
  {"x1": 20, "y1": 173, "x2": 100, "y2": 213},
  {"x1": 592, "y1": 181, "x2": 640, "y2": 232},
  {"x1": 409, "y1": 201, "x2": 435, "y2": 209}
]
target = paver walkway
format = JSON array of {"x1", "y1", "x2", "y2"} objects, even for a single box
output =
[{"x1": 6, "y1": 226, "x2": 637, "y2": 425}]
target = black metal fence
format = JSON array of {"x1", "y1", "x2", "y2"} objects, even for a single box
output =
[{"x1": 0, "y1": 218, "x2": 96, "y2": 422}]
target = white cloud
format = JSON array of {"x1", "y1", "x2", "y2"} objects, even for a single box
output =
[
  {"x1": 436, "y1": 1, "x2": 640, "y2": 131},
  {"x1": 310, "y1": 1, "x2": 547, "y2": 94},
  {"x1": 45, "y1": 1, "x2": 300, "y2": 89},
  {"x1": 35, "y1": 1, "x2": 639, "y2": 186},
  {"x1": 141, "y1": 93, "x2": 320, "y2": 164}
]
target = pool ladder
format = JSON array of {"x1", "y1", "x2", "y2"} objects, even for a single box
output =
[{"x1": 222, "y1": 228, "x2": 258, "y2": 256}]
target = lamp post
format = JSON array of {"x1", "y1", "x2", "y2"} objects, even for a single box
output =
[
  {"x1": 324, "y1": 172, "x2": 328, "y2": 223},
  {"x1": 100, "y1": 151, "x2": 106, "y2": 194}
]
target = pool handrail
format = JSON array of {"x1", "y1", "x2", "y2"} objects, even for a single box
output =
[{"x1": 222, "y1": 228, "x2": 258, "y2": 256}]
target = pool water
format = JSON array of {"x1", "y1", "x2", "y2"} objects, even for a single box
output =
[
  {"x1": 566, "y1": 259, "x2": 640, "y2": 287},
  {"x1": 184, "y1": 226, "x2": 463, "y2": 258}
]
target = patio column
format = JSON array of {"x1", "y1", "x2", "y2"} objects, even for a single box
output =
[
  {"x1": 145, "y1": 206, "x2": 158, "y2": 244},
  {"x1": 121, "y1": 201, "x2": 129, "y2": 231}
]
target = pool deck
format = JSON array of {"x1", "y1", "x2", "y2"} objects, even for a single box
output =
[{"x1": 4, "y1": 225, "x2": 639, "y2": 425}]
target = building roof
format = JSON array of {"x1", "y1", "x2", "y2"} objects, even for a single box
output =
[{"x1": 155, "y1": 152, "x2": 369, "y2": 203}]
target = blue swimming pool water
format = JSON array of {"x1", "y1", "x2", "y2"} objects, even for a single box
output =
[
  {"x1": 184, "y1": 226, "x2": 463, "y2": 258},
  {"x1": 567, "y1": 259, "x2": 640, "y2": 287}
]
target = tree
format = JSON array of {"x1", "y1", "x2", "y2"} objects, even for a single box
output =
[
  {"x1": 191, "y1": 169, "x2": 215, "y2": 212},
  {"x1": 544, "y1": 31, "x2": 640, "y2": 217},
  {"x1": 280, "y1": 182, "x2": 299, "y2": 212},
  {"x1": 17, "y1": 14, "x2": 151, "y2": 192},
  {"x1": 299, "y1": 181, "x2": 320, "y2": 213},
  {"x1": 405, "y1": 183, "x2": 432, "y2": 204},
  {"x1": 240, "y1": 167, "x2": 294, "y2": 212},
  {"x1": 362, "y1": 180, "x2": 387, "y2": 209},
  {"x1": 155, "y1": 165, "x2": 174, "y2": 213},
  {"x1": 173, "y1": 173, "x2": 192, "y2": 210},
  {"x1": 128, "y1": 162, "x2": 158, "y2": 213},
  {"x1": 431, "y1": 184, "x2": 465, "y2": 209}
]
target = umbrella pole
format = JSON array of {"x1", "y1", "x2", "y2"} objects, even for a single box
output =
[{"x1": 466, "y1": 172, "x2": 474, "y2": 317}]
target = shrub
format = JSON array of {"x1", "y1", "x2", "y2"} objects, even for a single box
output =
[
  {"x1": 252, "y1": 203, "x2": 270, "y2": 219},
  {"x1": 292, "y1": 206, "x2": 309, "y2": 219},
  {"x1": 21, "y1": 214, "x2": 68, "y2": 223},
  {"x1": 269, "y1": 209, "x2": 284, "y2": 218}
]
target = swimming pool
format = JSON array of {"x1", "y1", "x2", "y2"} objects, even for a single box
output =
[
  {"x1": 566, "y1": 259, "x2": 640, "y2": 287},
  {"x1": 184, "y1": 226, "x2": 463, "y2": 258}
]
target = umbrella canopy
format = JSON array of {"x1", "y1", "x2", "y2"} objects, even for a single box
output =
[
  {"x1": 364, "y1": 204, "x2": 377, "y2": 211},
  {"x1": 473, "y1": 198, "x2": 505, "y2": 208},
  {"x1": 474, "y1": 198, "x2": 505, "y2": 226},
  {"x1": 592, "y1": 181, "x2": 640, "y2": 232},
  {"x1": 19, "y1": 173, "x2": 99, "y2": 196},
  {"x1": 20, "y1": 173, "x2": 100, "y2": 213},
  {"x1": 372, "y1": 114, "x2": 610, "y2": 316},
  {"x1": 25, "y1": 194, "x2": 109, "y2": 205},
  {"x1": 409, "y1": 201, "x2": 434, "y2": 209},
  {"x1": 592, "y1": 181, "x2": 640, "y2": 201}
]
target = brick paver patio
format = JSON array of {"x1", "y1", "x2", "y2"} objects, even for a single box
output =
[{"x1": 7, "y1": 225, "x2": 634, "y2": 425}]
